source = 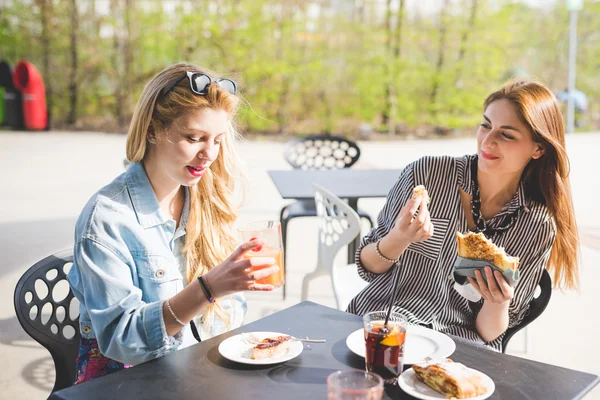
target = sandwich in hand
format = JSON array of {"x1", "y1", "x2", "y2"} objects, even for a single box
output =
[{"x1": 456, "y1": 231, "x2": 519, "y2": 271}]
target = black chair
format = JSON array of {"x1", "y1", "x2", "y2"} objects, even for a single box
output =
[
  {"x1": 14, "y1": 249, "x2": 80, "y2": 393},
  {"x1": 502, "y1": 268, "x2": 552, "y2": 353},
  {"x1": 280, "y1": 134, "x2": 374, "y2": 299}
]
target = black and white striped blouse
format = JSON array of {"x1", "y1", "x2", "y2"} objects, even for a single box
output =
[{"x1": 347, "y1": 154, "x2": 555, "y2": 351}]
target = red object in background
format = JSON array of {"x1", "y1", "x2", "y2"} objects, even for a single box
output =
[{"x1": 13, "y1": 60, "x2": 48, "y2": 130}]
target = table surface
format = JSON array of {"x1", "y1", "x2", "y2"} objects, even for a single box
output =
[
  {"x1": 268, "y1": 169, "x2": 402, "y2": 200},
  {"x1": 49, "y1": 302, "x2": 599, "y2": 400}
]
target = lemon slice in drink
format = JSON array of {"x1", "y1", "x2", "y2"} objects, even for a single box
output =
[
  {"x1": 380, "y1": 325, "x2": 402, "y2": 346},
  {"x1": 380, "y1": 335, "x2": 400, "y2": 347}
]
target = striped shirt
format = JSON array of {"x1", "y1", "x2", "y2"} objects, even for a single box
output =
[{"x1": 347, "y1": 154, "x2": 555, "y2": 351}]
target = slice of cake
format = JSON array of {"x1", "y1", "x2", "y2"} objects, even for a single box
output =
[
  {"x1": 456, "y1": 231, "x2": 519, "y2": 271},
  {"x1": 251, "y1": 335, "x2": 291, "y2": 360},
  {"x1": 412, "y1": 359, "x2": 489, "y2": 399}
]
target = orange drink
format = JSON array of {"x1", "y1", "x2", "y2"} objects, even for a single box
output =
[
  {"x1": 243, "y1": 245, "x2": 285, "y2": 287},
  {"x1": 238, "y1": 221, "x2": 285, "y2": 288}
]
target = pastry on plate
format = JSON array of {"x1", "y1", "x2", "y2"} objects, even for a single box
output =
[
  {"x1": 456, "y1": 231, "x2": 518, "y2": 271},
  {"x1": 251, "y1": 335, "x2": 291, "y2": 360},
  {"x1": 412, "y1": 358, "x2": 488, "y2": 399}
]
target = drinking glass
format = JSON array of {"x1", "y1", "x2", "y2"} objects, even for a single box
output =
[
  {"x1": 237, "y1": 221, "x2": 285, "y2": 288},
  {"x1": 327, "y1": 370, "x2": 384, "y2": 400},
  {"x1": 362, "y1": 311, "x2": 407, "y2": 385}
]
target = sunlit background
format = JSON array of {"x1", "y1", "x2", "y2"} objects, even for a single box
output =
[{"x1": 1, "y1": 0, "x2": 599, "y2": 398}]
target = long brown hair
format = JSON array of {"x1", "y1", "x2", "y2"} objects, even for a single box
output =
[
  {"x1": 484, "y1": 80, "x2": 579, "y2": 290},
  {"x1": 126, "y1": 62, "x2": 243, "y2": 329}
]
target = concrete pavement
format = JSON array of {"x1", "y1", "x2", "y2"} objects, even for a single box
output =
[{"x1": 1, "y1": 130, "x2": 598, "y2": 398}]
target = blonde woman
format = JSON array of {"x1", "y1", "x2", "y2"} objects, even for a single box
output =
[
  {"x1": 67, "y1": 63, "x2": 279, "y2": 383},
  {"x1": 349, "y1": 80, "x2": 579, "y2": 350}
]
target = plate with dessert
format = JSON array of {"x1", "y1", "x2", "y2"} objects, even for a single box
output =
[
  {"x1": 218, "y1": 331, "x2": 304, "y2": 365},
  {"x1": 346, "y1": 325, "x2": 456, "y2": 365},
  {"x1": 398, "y1": 358, "x2": 495, "y2": 399}
]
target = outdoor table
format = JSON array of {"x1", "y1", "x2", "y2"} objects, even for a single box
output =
[
  {"x1": 268, "y1": 168, "x2": 402, "y2": 263},
  {"x1": 49, "y1": 301, "x2": 599, "y2": 400}
]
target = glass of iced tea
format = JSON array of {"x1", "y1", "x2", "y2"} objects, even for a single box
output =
[
  {"x1": 237, "y1": 221, "x2": 285, "y2": 288},
  {"x1": 362, "y1": 311, "x2": 407, "y2": 385}
]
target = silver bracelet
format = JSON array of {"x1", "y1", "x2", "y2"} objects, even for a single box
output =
[
  {"x1": 165, "y1": 299, "x2": 186, "y2": 327},
  {"x1": 375, "y1": 239, "x2": 400, "y2": 264}
]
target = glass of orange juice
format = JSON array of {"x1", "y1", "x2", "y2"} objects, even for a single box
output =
[{"x1": 237, "y1": 221, "x2": 285, "y2": 288}]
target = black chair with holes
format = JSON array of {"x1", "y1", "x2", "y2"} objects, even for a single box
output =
[
  {"x1": 14, "y1": 249, "x2": 80, "y2": 393},
  {"x1": 280, "y1": 134, "x2": 374, "y2": 299},
  {"x1": 501, "y1": 268, "x2": 552, "y2": 353}
]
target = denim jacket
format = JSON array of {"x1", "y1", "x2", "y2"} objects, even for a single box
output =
[{"x1": 67, "y1": 162, "x2": 247, "y2": 365}]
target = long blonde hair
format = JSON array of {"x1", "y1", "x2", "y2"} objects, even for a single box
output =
[
  {"x1": 126, "y1": 62, "x2": 243, "y2": 328},
  {"x1": 484, "y1": 80, "x2": 579, "y2": 290}
]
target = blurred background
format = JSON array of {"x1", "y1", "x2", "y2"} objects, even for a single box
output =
[
  {"x1": 1, "y1": 0, "x2": 599, "y2": 399},
  {"x1": 1, "y1": 0, "x2": 599, "y2": 136}
]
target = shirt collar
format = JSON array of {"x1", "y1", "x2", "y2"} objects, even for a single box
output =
[
  {"x1": 126, "y1": 162, "x2": 170, "y2": 229},
  {"x1": 459, "y1": 154, "x2": 529, "y2": 213},
  {"x1": 174, "y1": 187, "x2": 190, "y2": 239}
]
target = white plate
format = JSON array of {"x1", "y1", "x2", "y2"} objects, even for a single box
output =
[
  {"x1": 398, "y1": 368, "x2": 495, "y2": 400},
  {"x1": 345, "y1": 325, "x2": 456, "y2": 365},
  {"x1": 218, "y1": 331, "x2": 303, "y2": 365}
]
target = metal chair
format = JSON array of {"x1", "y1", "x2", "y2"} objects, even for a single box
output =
[
  {"x1": 14, "y1": 249, "x2": 80, "y2": 393},
  {"x1": 501, "y1": 268, "x2": 552, "y2": 353},
  {"x1": 301, "y1": 184, "x2": 369, "y2": 311},
  {"x1": 281, "y1": 134, "x2": 373, "y2": 299}
]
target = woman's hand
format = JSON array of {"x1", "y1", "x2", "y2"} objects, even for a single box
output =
[
  {"x1": 203, "y1": 239, "x2": 280, "y2": 298},
  {"x1": 387, "y1": 195, "x2": 434, "y2": 246},
  {"x1": 468, "y1": 266, "x2": 514, "y2": 304}
]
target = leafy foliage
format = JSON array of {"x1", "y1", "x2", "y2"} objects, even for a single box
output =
[{"x1": 0, "y1": 0, "x2": 598, "y2": 134}]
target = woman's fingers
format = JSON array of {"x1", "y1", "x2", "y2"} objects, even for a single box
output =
[
  {"x1": 248, "y1": 265, "x2": 280, "y2": 281},
  {"x1": 474, "y1": 269, "x2": 490, "y2": 299},
  {"x1": 245, "y1": 282, "x2": 275, "y2": 291},
  {"x1": 485, "y1": 267, "x2": 503, "y2": 299},
  {"x1": 395, "y1": 195, "x2": 434, "y2": 243},
  {"x1": 418, "y1": 214, "x2": 432, "y2": 241},
  {"x1": 233, "y1": 239, "x2": 266, "y2": 259},
  {"x1": 417, "y1": 197, "x2": 429, "y2": 222},
  {"x1": 400, "y1": 197, "x2": 422, "y2": 223},
  {"x1": 237, "y1": 256, "x2": 276, "y2": 271},
  {"x1": 494, "y1": 271, "x2": 513, "y2": 299},
  {"x1": 469, "y1": 269, "x2": 513, "y2": 303}
]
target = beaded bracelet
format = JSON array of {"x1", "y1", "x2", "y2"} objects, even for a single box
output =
[
  {"x1": 375, "y1": 239, "x2": 400, "y2": 264},
  {"x1": 197, "y1": 275, "x2": 216, "y2": 304},
  {"x1": 165, "y1": 299, "x2": 186, "y2": 327}
]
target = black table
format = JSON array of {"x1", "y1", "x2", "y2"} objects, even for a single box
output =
[
  {"x1": 268, "y1": 169, "x2": 401, "y2": 262},
  {"x1": 50, "y1": 302, "x2": 599, "y2": 400}
]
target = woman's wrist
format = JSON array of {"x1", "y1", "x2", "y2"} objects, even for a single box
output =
[
  {"x1": 197, "y1": 274, "x2": 216, "y2": 304},
  {"x1": 481, "y1": 299, "x2": 510, "y2": 314},
  {"x1": 379, "y1": 234, "x2": 409, "y2": 261}
]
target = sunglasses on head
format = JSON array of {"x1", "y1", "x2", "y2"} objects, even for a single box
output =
[{"x1": 161, "y1": 71, "x2": 237, "y2": 97}]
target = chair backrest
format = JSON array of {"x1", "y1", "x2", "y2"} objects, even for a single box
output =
[
  {"x1": 502, "y1": 268, "x2": 552, "y2": 353},
  {"x1": 14, "y1": 249, "x2": 80, "y2": 393},
  {"x1": 284, "y1": 134, "x2": 361, "y2": 170},
  {"x1": 314, "y1": 184, "x2": 361, "y2": 268},
  {"x1": 313, "y1": 184, "x2": 362, "y2": 308}
]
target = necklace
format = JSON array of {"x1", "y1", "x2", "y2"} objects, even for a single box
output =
[{"x1": 470, "y1": 155, "x2": 523, "y2": 237}]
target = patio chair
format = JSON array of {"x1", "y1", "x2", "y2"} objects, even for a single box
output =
[
  {"x1": 14, "y1": 249, "x2": 80, "y2": 393},
  {"x1": 501, "y1": 268, "x2": 552, "y2": 353},
  {"x1": 301, "y1": 184, "x2": 369, "y2": 311},
  {"x1": 281, "y1": 134, "x2": 373, "y2": 299}
]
